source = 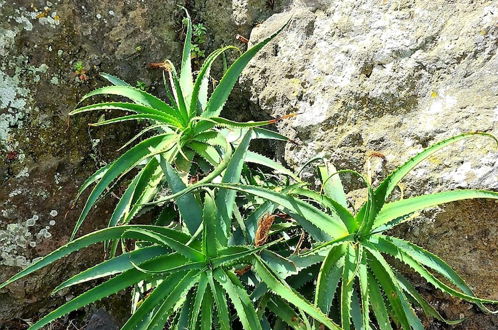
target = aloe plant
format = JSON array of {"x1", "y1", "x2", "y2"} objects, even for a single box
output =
[
  {"x1": 0, "y1": 132, "x2": 334, "y2": 329},
  {"x1": 69, "y1": 9, "x2": 288, "y2": 240},
  {"x1": 203, "y1": 132, "x2": 498, "y2": 329}
]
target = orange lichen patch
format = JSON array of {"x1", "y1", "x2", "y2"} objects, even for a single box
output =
[{"x1": 255, "y1": 213, "x2": 276, "y2": 247}]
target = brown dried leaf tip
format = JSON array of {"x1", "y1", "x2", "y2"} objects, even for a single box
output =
[
  {"x1": 255, "y1": 213, "x2": 276, "y2": 247},
  {"x1": 268, "y1": 113, "x2": 297, "y2": 124},
  {"x1": 236, "y1": 34, "x2": 249, "y2": 44},
  {"x1": 148, "y1": 62, "x2": 172, "y2": 71}
]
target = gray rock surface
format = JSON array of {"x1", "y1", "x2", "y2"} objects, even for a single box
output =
[{"x1": 240, "y1": 0, "x2": 498, "y2": 327}]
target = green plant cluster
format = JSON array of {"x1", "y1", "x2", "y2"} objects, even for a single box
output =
[{"x1": 2, "y1": 10, "x2": 498, "y2": 330}]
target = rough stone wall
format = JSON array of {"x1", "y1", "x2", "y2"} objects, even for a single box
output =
[
  {"x1": 0, "y1": 0, "x2": 271, "y2": 326},
  {"x1": 240, "y1": 0, "x2": 498, "y2": 328}
]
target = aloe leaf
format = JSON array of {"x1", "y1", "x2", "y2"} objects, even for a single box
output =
[
  {"x1": 215, "y1": 130, "x2": 253, "y2": 245},
  {"x1": 246, "y1": 151, "x2": 300, "y2": 180},
  {"x1": 30, "y1": 268, "x2": 151, "y2": 330},
  {"x1": 319, "y1": 164, "x2": 349, "y2": 208},
  {"x1": 89, "y1": 114, "x2": 176, "y2": 127},
  {"x1": 160, "y1": 156, "x2": 202, "y2": 235},
  {"x1": 366, "y1": 236, "x2": 498, "y2": 305},
  {"x1": 201, "y1": 288, "x2": 214, "y2": 329},
  {"x1": 315, "y1": 244, "x2": 346, "y2": 314},
  {"x1": 188, "y1": 141, "x2": 221, "y2": 165},
  {"x1": 122, "y1": 159, "x2": 163, "y2": 224},
  {"x1": 205, "y1": 183, "x2": 350, "y2": 239},
  {"x1": 212, "y1": 245, "x2": 267, "y2": 269},
  {"x1": 370, "y1": 132, "x2": 497, "y2": 217},
  {"x1": 175, "y1": 147, "x2": 196, "y2": 178},
  {"x1": 396, "y1": 272, "x2": 464, "y2": 325},
  {"x1": 368, "y1": 257, "x2": 410, "y2": 329},
  {"x1": 252, "y1": 127, "x2": 288, "y2": 141},
  {"x1": 70, "y1": 102, "x2": 181, "y2": 126},
  {"x1": 214, "y1": 269, "x2": 262, "y2": 330},
  {"x1": 74, "y1": 162, "x2": 112, "y2": 202},
  {"x1": 119, "y1": 124, "x2": 171, "y2": 152},
  {"x1": 147, "y1": 270, "x2": 201, "y2": 330},
  {"x1": 260, "y1": 250, "x2": 297, "y2": 279},
  {"x1": 196, "y1": 116, "x2": 276, "y2": 129},
  {"x1": 374, "y1": 189, "x2": 498, "y2": 229},
  {"x1": 123, "y1": 228, "x2": 204, "y2": 262},
  {"x1": 253, "y1": 256, "x2": 341, "y2": 329},
  {"x1": 351, "y1": 290, "x2": 364, "y2": 330},
  {"x1": 384, "y1": 236, "x2": 480, "y2": 303},
  {"x1": 202, "y1": 192, "x2": 218, "y2": 258},
  {"x1": 175, "y1": 290, "x2": 194, "y2": 330},
  {"x1": 122, "y1": 271, "x2": 186, "y2": 330},
  {"x1": 190, "y1": 273, "x2": 209, "y2": 328},
  {"x1": 0, "y1": 225, "x2": 189, "y2": 289},
  {"x1": 72, "y1": 133, "x2": 175, "y2": 239},
  {"x1": 79, "y1": 85, "x2": 178, "y2": 116},
  {"x1": 291, "y1": 186, "x2": 356, "y2": 233},
  {"x1": 367, "y1": 248, "x2": 424, "y2": 330},
  {"x1": 191, "y1": 46, "x2": 237, "y2": 115},
  {"x1": 106, "y1": 168, "x2": 141, "y2": 229},
  {"x1": 358, "y1": 253, "x2": 370, "y2": 330},
  {"x1": 208, "y1": 272, "x2": 231, "y2": 330},
  {"x1": 368, "y1": 271, "x2": 393, "y2": 330},
  {"x1": 202, "y1": 22, "x2": 288, "y2": 118},
  {"x1": 341, "y1": 244, "x2": 357, "y2": 330},
  {"x1": 100, "y1": 72, "x2": 131, "y2": 86},
  {"x1": 266, "y1": 296, "x2": 307, "y2": 330},
  {"x1": 53, "y1": 246, "x2": 168, "y2": 293},
  {"x1": 168, "y1": 65, "x2": 189, "y2": 125},
  {"x1": 179, "y1": 7, "x2": 193, "y2": 108},
  {"x1": 146, "y1": 143, "x2": 233, "y2": 207},
  {"x1": 130, "y1": 254, "x2": 204, "y2": 276}
]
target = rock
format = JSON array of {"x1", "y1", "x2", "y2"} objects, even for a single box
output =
[
  {"x1": 240, "y1": 0, "x2": 498, "y2": 327},
  {"x1": 86, "y1": 309, "x2": 119, "y2": 330}
]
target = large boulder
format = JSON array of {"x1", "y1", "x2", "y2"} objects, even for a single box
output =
[{"x1": 240, "y1": 0, "x2": 498, "y2": 327}]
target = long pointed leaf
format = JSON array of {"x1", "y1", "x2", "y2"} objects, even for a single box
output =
[
  {"x1": 122, "y1": 272, "x2": 187, "y2": 330},
  {"x1": 80, "y1": 85, "x2": 178, "y2": 116},
  {"x1": 315, "y1": 244, "x2": 346, "y2": 314},
  {"x1": 53, "y1": 246, "x2": 168, "y2": 292},
  {"x1": 206, "y1": 183, "x2": 350, "y2": 239},
  {"x1": 214, "y1": 269, "x2": 262, "y2": 330},
  {"x1": 147, "y1": 270, "x2": 201, "y2": 329},
  {"x1": 202, "y1": 22, "x2": 288, "y2": 118},
  {"x1": 0, "y1": 225, "x2": 190, "y2": 289},
  {"x1": 72, "y1": 133, "x2": 175, "y2": 239},
  {"x1": 374, "y1": 189, "x2": 498, "y2": 229},
  {"x1": 215, "y1": 130, "x2": 253, "y2": 245},
  {"x1": 253, "y1": 256, "x2": 341, "y2": 329},
  {"x1": 370, "y1": 132, "x2": 497, "y2": 219},
  {"x1": 179, "y1": 8, "x2": 193, "y2": 109},
  {"x1": 123, "y1": 228, "x2": 204, "y2": 262},
  {"x1": 160, "y1": 156, "x2": 202, "y2": 235}
]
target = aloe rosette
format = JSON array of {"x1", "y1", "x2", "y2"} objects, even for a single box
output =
[
  {"x1": 203, "y1": 132, "x2": 498, "y2": 329},
  {"x1": 69, "y1": 9, "x2": 289, "y2": 241}
]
